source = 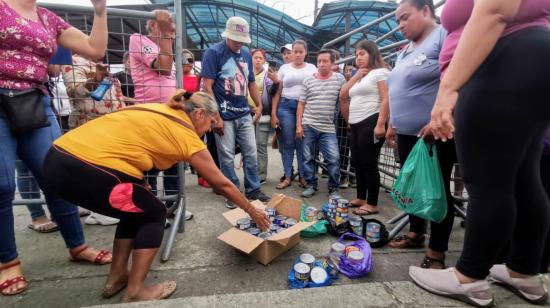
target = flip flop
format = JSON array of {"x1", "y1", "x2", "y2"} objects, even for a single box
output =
[
  {"x1": 0, "y1": 261, "x2": 27, "y2": 296},
  {"x1": 352, "y1": 207, "x2": 379, "y2": 216},
  {"x1": 102, "y1": 275, "x2": 128, "y2": 299},
  {"x1": 349, "y1": 200, "x2": 366, "y2": 208},
  {"x1": 27, "y1": 221, "x2": 59, "y2": 233},
  {"x1": 159, "y1": 281, "x2": 177, "y2": 299}
]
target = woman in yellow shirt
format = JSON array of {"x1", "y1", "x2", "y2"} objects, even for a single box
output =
[{"x1": 43, "y1": 90, "x2": 270, "y2": 303}]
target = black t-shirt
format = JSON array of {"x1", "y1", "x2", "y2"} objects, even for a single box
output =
[{"x1": 114, "y1": 71, "x2": 135, "y2": 98}]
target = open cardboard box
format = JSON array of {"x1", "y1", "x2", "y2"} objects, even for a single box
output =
[{"x1": 218, "y1": 194, "x2": 315, "y2": 265}]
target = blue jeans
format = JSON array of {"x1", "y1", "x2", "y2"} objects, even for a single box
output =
[
  {"x1": 15, "y1": 160, "x2": 46, "y2": 220},
  {"x1": 302, "y1": 126, "x2": 340, "y2": 190},
  {"x1": 215, "y1": 115, "x2": 261, "y2": 195},
  {"x1": 0, "y1": 91, "x2": 84, "y2": 263},
  {"x1": 277, "y1": 98, "x2": 304, "y2": 177}
]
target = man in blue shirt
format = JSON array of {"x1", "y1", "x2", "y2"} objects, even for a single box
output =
[{"x1": 202, "y1": 16, "x2": 270, "y2": 208}]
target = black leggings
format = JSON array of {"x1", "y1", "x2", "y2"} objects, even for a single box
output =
[
  {"x1": 44, "y1": 146, "x2": 167, "y2": 250},
  {"x1": 350, "y1": 113, "x2": 384, "y2": 205},
  {"x1": 454, "y1": 28, "x2": 550, "y2": 279},
  {"x1": 397, "y1": 134, "x2": 457, "y2": 253},
  {"x1": 541, "y1": 155, "x2": 550, "y2": 273}
]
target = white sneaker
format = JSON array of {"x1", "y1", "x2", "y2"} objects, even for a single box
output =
[
  {"x1": 489, "y1": 264, "x2": 548, "y2": 304},
  {"x1": 84, "y1": 213, "x2": 120, "y2": 226},
  {"x1": 409, "y1": 266, "x2": 494, "y2": 307},
  {"x1": 185, "y1": 210, "x2": 193, "y2": 221}
]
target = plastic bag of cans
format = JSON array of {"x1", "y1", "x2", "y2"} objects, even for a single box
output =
[
  {"x1": 287, "y1": 253, "x2": 339, "y2": 289},
  {"x1": 329, "y1": 233, "x2": 372, "y2": 279},
  {"x1": 235, "y1": 207, "x2": 297, "y2": 239}
]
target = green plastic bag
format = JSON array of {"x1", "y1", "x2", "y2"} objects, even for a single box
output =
[
  {"x1": 391, "y1": 139, "x2": 447, "y2": 223},
  {"x1": 300, "y1": 204, "x2": 328, "y2": 237}
]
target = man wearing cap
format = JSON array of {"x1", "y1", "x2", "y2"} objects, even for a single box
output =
[
  {"x1": 202, "y1": 16, "x2": 271, "y2": 208},
  {"x1": 280, "y1": 44, "x2": 293, "y2": 64}
]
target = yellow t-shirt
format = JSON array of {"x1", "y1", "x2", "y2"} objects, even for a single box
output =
[
  {"x1": 247, "y1": 70, "x2": 265, "y2": 108},
  {"x1": 54, "y1": 103, "x2": 206, "y2": 179}
]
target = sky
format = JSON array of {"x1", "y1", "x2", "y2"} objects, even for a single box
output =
[{"x1": 37, "y1": 0, "x2": 346, "y2": 25}]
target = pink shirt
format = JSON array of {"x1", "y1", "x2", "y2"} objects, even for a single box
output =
[
  {"x1": 128, "y1": 33, "x2": 176, "y2": 103},
  {"x1": 0, "y1": 0, "x2": 70, "y2": 90},
  {"x1": 439, "y1": 0, "x2": 550, "y2": 74}
]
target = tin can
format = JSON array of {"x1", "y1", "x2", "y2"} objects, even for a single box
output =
[
  {"x1": 294, "y1": 263, "x2": 310, "y2": 282},
  {"x1": 347, "y1": 250, "x2": 364, "y2": 264},
  {"x1": 335, "y1": 215, "x2": 348, "y2": 226},
  {"x1": 299, "y1": 253, "x2": 316, "y2": 268},
  {"x1": 247, "y1": 227, "x2": 260, "y2": 236},
  {"x1": 330, "y1": 242, "x2": 346, "y2": 255},
  {"x1": 274, "y1": 215, "x2": 287, "y2": 225},
  {"x1": 329, "y1": 195, "x2": 340, "y2": 207},
  {"x1": 265, "y1": 208, "x2": 276, "y2": 221},
  {"x1": 270, "y1": 224, "x2": 282, "y2": 233},
  {"x1": 344, "y1": 246, "x2": 360, "y2": 255},
  {"x1": 366, "y1": 222, "x2": 381, "y2": 242},
  {"x1": 317, "y1": 257, "x2": 338, "y2": 276},
  {"x1": 305, "y1": 206, "x2": 318, "y2": 222},
  {"x1": 258, "y1": 232, "x2": 271, "y2": 239},
  {"x1": 236, "y1": 218, "x2": 251, "y2": 230},
  {"x1": 310, "y1": 267, "x2": 328, "y2": 284},
  {"x1": 349, "y1": 216, "x2": 363, "y2": 236},
  {"x1": 337, "y1": 198, "x2": 350, "y2": 209},
  {"x1": 284, "y1": 218, "x2": 297, "y2": 228}
]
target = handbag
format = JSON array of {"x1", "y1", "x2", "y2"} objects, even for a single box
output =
[{"x1": 0, "y1": 88, "x2": 51, "y2": 135}]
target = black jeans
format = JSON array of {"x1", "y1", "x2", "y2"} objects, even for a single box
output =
[
  {"x1": 44, "y1": 146, "x2": 167, "y2": 249},
  {"x1": 350, "y1": 113, "x2": 384, "y2": 205},
  {"x1": 454, "y1": 28, "x2": 550, "y2": 279},
  {"x1": 397, "y1": 134, "x2": 457, "y2": 253}
]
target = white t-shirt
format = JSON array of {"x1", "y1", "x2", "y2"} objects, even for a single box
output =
[
  {"x1": 278, "y1": 63, "x2": 317, "y2": 100},
  {"x1": 348, "y1": 68, "x2": 390, "y2": 124}
]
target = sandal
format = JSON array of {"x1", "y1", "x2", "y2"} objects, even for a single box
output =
[
  {"x1": 122, "y1": 281, "x2": 177, "y2": 302},
  {"x1": 27, "y1": 221, "x2": 59, "y2": 233},
  {"x1": 353, "y1": 206, "x2": 379, "y2": 216},
  {"x1": 388, "y1": 234, "x2": 425, "y2": 249},
  {"x1": 420, "y1": 255, "x2": 446, "y2": 269},
  {"x1": 102, "y1": 274, "x2": 128, "y2": 299},
  {"x1": 276, "y1": 178, "x2": 291, "y2": 190},
  {"x1": 69, "y1": 245, "x2": 112, "y2": 265},
  {"x1": 0, "y1": 261, "x2": 28, "y2": 296}
]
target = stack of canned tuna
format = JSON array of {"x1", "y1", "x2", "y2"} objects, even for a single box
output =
[
  {"x1": 328, "y1": 241, "x2": 365, "y2": 266},
  {"x1": 326, "y1": 195, "x2": 350, "y2": 226},
  {"x1": 292, "y1": 253, "x2": 339, "y2": 285},
  {"x1": 235, "y1": 207, "x2": 297, "y2": 239}
]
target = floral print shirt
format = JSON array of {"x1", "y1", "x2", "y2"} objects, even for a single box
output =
[
  {"x1": 0, "y1": 0, "x2": 70, "y2": 90},
  {"x1": 62, "y1": 55, "x2": 126, "y2": 128}
]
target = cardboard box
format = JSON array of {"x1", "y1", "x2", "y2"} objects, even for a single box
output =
[{"x1": 218, "y1": 194, "x2": 315, "y2": 265}]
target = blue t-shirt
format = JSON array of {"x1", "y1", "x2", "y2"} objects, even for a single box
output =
[
  {"x1": 201, "y1": 41, "x2": 255, "y2": 120},
  {"x1": 387, "y1": 26, "x2": 447, "y2": 136}
]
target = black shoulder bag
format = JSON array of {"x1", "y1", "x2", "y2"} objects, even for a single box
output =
[{"x1": 0, "y1": 88, "x2": 51, "y2": 135}]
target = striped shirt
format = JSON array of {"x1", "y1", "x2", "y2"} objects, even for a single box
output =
[{"x1": 300, "y1": 72, "x2": 346, "y2": 133}]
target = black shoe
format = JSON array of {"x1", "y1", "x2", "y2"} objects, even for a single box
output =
[
  {"x1": 279, "y1": 174, "x2": 286, "y2": 182},
  {"x1": 247, "y1": 190, "x2": 271, "y2": 202}
]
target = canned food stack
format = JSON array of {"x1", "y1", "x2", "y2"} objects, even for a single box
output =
[
  {"x1": 327, "y1": 196, "x2": 350, "y2": 226},
  {"x1": 349, "y1": 216, "x2": 363, "y2": 237},
  {"x1": 290, "y1": 253, "x2": 338, "y2": 288},
  {"x1": 235, "y1": 208, "x2": 297, "y2": 239}
]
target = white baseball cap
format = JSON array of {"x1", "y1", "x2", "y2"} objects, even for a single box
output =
[
  {"x1": 221, "y1": 16, "x2": 251, "y2": 44},
  {"x1": 280, "y1": 44, "x2": 292, "y2": 53}
]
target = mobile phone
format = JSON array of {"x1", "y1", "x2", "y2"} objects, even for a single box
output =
[
  {"x1": 275, "y1": 125, "x2": 282, "y2": 134},
  {"x1": 268, "y1": 60, "x2": 278, "y2": 70},
  {"x1": 351, "y1": 68, "x2": 357, "y2": 77}
]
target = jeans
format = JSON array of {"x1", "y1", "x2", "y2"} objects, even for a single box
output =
[
  {"x1": 302, "y1": 126, "x2": 340, "y2": 190},
  {"x1": 0, "y1": 91, "x2": 84, "y2": 263},
  {"x1": 15, "y1": 160, "x2": 46, "y2": 220},
  {"x1": 277, "y1": 98, "x2": 304, "y2": 178},
  {"x1": 215, "y1": 115, "x2": 261, "y2": 194},
  {"x1": 255, "y1": 122, "x2": 271, "y2": 181}
]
